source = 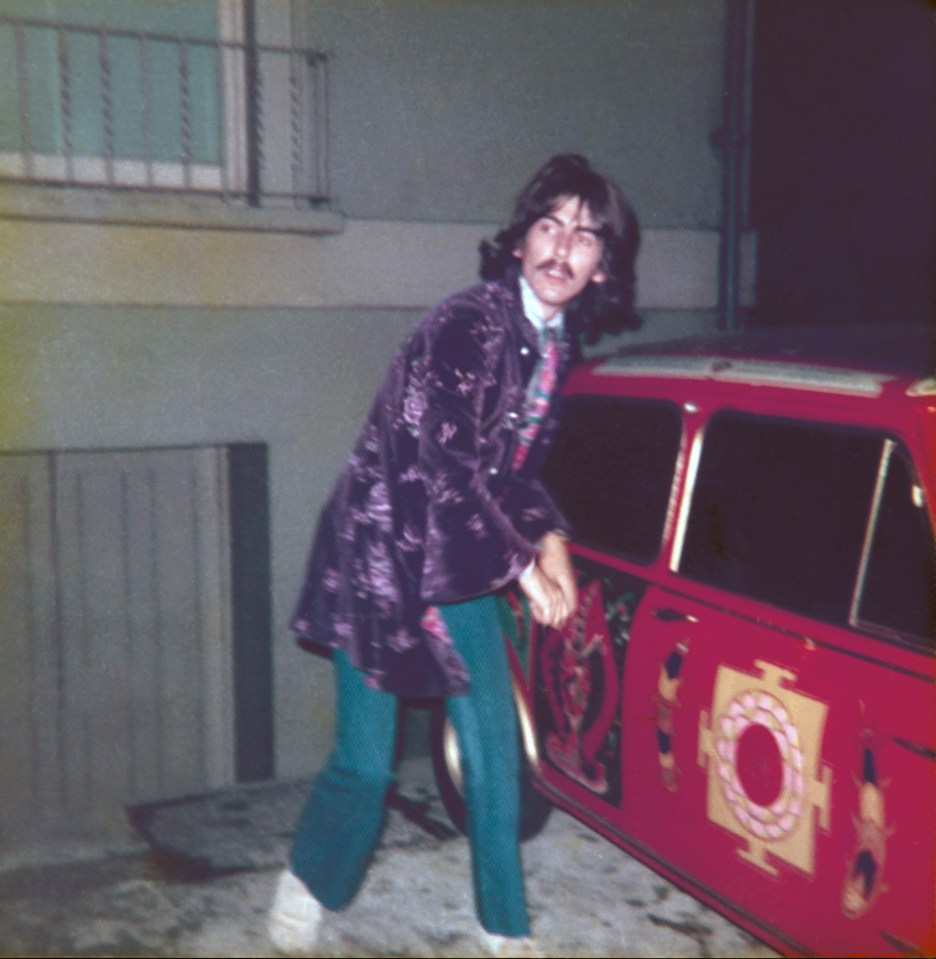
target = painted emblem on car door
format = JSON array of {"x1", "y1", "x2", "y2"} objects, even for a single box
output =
[
  {"x1": 698, "y1": 660, "x2": 832, "y2": 876},
  {"x1": 541, "y1": 580, "x2": 619, "y2": 794},
  {"x1": 535, "y1": 563, "x2": 642, "y2": 804}
]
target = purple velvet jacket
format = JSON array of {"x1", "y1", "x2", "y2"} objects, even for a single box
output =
[{"x1": 291, "y1": 269, "x2": 572, "y2": 697}]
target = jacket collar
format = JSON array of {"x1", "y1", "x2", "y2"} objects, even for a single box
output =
[{"x1": 504, "y1": 265, "x2": 571, "y2": 359}]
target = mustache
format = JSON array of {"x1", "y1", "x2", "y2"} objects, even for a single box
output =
[{"x1": 536, "y1": 259, "x2": 573, "y2": 278}]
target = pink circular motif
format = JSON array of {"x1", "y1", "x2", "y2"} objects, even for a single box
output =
[{"x1": 714, "y1": 690, "x2": 805, "y2": 841}]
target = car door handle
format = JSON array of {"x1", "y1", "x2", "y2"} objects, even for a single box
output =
[{"x1": 652, "y1": 607, "x2": 699, "y2": 624}]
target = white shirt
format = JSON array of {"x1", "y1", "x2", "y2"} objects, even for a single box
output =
[{"x1": 519, "y1": 274, "x2": 565, "y2": 338}]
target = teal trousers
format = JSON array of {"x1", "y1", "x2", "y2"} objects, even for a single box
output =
[{"x1": 289, "y1": 595, "x2": 529, "y2": 937}]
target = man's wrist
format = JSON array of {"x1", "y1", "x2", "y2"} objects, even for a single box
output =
[{"x1": 540, "y1": 529, "x2": 569, "y2": 548}]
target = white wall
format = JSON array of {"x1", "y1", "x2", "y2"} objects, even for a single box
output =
[
  {"x1": 0, "y1": 300, "x2": 421, "y2": 778},
  {"x1": 0, "y1": 0, "x2": 735, "y2": 783},
  {"x1": 299, "y1": 0, "x2": 726, "y2": 228}
]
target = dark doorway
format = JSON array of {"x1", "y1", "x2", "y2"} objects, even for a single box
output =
[{"x1": 750, "y1": 0, "x2": 935, "y2": 329}]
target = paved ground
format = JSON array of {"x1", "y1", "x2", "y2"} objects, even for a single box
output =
[{"x1": 0, "y1": 759, "x2": 780, "y2": 958}]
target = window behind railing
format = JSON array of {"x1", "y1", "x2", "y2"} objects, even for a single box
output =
[{"x1": 0, "y1": 4, "x2": 331, "y2": 208}]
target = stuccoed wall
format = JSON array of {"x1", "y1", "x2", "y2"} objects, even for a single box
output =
[
  {"x1": 299, "y1": 0, "x2": 725, "y2": 227},
  {"x1": 0, "y1": 300, "x2": 423, "y2": 782},
  {"x1": 0, "y1": 0, "x2": 731, "y2": 784},
  {"x1": 0, "y1": 213, "x2": 738, "y2": 780}
]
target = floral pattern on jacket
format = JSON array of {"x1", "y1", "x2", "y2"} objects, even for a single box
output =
[{"x1": 291, "y1": 270, "x2": 572, "y2": 697}]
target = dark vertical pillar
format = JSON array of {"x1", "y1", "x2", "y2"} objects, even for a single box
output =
[
  {"x1": 718, "y1": 0, "x2": 750, "y2": 331},
  {"x1": 228, "y1": 443, "x2": 274, "y2": 781},
  {"x1": 243, "y1": 0, "x2": 262, "y2": 207}
]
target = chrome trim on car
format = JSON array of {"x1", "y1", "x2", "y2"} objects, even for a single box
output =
[
  {"x1": 907, "y1": 376, "x2": 936, "y2": 396},
  {"x1": 669, "y1": 424, "x2": 706, "y2": 573},
  {"x1": 594, "y1": 355, "x2": 892, "y2": 396},
  {"x1": 850, "y1": 440, "x2": 893, "y2": 626}
]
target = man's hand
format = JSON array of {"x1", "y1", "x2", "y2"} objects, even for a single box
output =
[
  {"x1": 537, "y1": 531, "x2": 577, "y2": 616},
  {"x1": 518, "y1": 563, "x2": 570, "y2": 629},
  {"x1": 518, "y1": 532, "x2": 577, "y2": 630}
]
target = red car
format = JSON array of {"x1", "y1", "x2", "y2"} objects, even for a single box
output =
[{"x1": 432, "y1": 325, "x2": 936, "y2": 958}]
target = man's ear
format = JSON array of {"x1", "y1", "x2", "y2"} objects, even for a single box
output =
[
  {"x1": 590, "y1": 268, "x2": 607, "y2": 285},
  {"x1": 512, "y1": 244, "x2": 523, "y2": 260}
]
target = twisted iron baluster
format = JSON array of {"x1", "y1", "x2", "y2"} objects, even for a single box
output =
[
  {"x1": 251, "y1": 44, "x2": 264, "y2": 203},
  {"x1": 141, "y1": 35, "x2": 154, "y2": 187},
  {"x1": 99, "y1": 28, "x2": 114, "y2": 186},
  {"x1": 289, "y1": 47, "x2": 303, "y2": 206},
  {"x1": 57, "y1": 26, "x2": 74, "y2": 182},
  {"x1": 179, "y1": 37, "x2": 192, "y2": 189},
  {"x1": 317, "y1": 51, "x2": 330, "y2": 202}
]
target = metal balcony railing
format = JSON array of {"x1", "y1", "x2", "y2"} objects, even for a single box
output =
[{"x1": 0, "y1": 13, "x2": 331, "y2": 209}]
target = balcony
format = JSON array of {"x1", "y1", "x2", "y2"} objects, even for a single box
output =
[{"x1": 0, "y1": 10, "x2": 339, "y2": 234}]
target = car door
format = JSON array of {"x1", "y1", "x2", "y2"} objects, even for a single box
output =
[
  {"x1": 620, "y1": 411, "x2": 935, "y2": 957},
  {"x1": 532, "y1": 393, "x2": 683, "y2": 822}
]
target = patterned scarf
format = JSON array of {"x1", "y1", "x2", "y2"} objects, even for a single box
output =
[{"x1": 511, "y1": 327, "x2": 560, "y2": 472}]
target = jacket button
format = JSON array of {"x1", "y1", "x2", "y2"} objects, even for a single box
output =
[
  {"x1": 520, "y1": 346, "x2": 530, "y2": 356},
  {"x1": 489, "y1": 467, "x2": 498, "y2": 475},
  {"x1": 508, "y1": 411, "x2": 519, "y2": 420}
]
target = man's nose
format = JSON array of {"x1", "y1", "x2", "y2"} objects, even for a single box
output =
[{"x1": 553, "y1": 230, "x2": 571, "y2": 260}]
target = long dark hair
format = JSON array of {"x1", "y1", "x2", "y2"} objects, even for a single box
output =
[{"x1": 480, "y1": 154, "x2": 641, "y2": 343}]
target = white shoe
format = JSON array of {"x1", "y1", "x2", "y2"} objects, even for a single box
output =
[
  {"x1": 267, "y1": 869, "x2": 323, "y2": 955},
  {"x1": 479, "y1": 928, "x2": 546, "y2": 958}
]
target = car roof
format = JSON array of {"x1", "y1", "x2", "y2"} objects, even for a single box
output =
[{"x1": 591, "y1": 324, "x2": 936, "y2": 396}]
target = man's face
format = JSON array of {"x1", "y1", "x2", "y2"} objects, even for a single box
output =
[{"x1": 514, "y1": 194, "x2": 607, "y2": 320}]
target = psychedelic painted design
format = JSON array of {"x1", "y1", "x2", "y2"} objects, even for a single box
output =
[
  {"x1": 698, "y1": 660, "x2": 832, "y2": 876},
  {"x1": 840, "y1": 727, "x2": 893, "y2": 919},
  {"x1": 533, "y1": 559, "x2": 644, "y2": 806},
  {"x1": 656, "y1": 639, "x2": 690, "y2": 792}
]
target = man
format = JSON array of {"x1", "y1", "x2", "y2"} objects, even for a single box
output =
[{"x1": 268, "y1": 154, "x2": 640, "y2": 957}]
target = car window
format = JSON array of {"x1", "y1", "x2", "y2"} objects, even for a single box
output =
[
  {"x1": 542, "y1": 396, "x2": 681, "y2": 563},
  {"x1": 679, "y1": 413, "x2": 881, "y2": 624},
  {"x1": 858, "y1": 447, "x2": 935, "y2": 649}
]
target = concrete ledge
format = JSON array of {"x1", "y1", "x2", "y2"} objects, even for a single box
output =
[
  {"x1": 0, "y1": 183, "x2": 345, "y2": 236},
  {"x1": 0, "y1": 209, "x2": 754, "y2": 312}
]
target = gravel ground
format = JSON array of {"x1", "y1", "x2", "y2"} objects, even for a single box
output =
[{"x1": 0, "y1": 758, "x2": 780, "y2": 958}]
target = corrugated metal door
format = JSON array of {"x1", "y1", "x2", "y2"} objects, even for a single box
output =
[{"x1": 0, "y1": 447, "x2": 234, "y2": 847}]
